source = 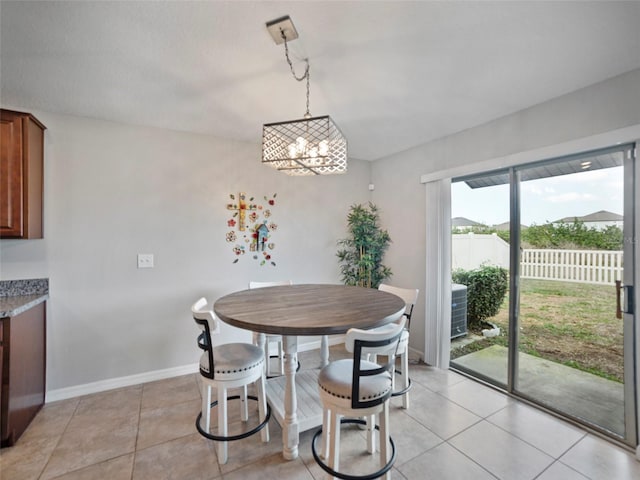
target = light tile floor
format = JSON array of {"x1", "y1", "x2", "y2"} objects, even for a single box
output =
[{"x1": 1, "y1": 347, "x2": 639, "y2": 480}]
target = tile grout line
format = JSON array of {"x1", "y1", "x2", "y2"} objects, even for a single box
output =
[
  {"x1": 37, "y1": 397, "x2": 82, "y2": 480},
  {"x1": 386, "y1": 408, "x2": 448, "y2": 468},
  {"x1": 130, "y1": 383, "x2": 145, "y2": 480},
  {"x1": 531, "y1": 458, "x2": 592, "y2": 480},
  {"x1": 430, "y1": 379, "x2": 506, "y2": 419},
  {"x1": 484, "y1": 406, "x2": 589, "y2": 463},
  {"x1": 427, "y1": 378, "x2": 601, "y2": 474},
  {"x1": 444, "y1": 433, "x2": 502, "y2": 480},
  {"x1": 445, "y1": 415, "x2": 575, "y2": 480},
  {"x1": 192, "y1": 373, "x2": 224, "y2": 478},
  {"x1": 45, "y1": 388, "x2": 144, "y2": 480}
]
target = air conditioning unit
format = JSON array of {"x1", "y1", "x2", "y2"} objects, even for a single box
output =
[{"x1": 451, "y1": 283, "x2": 468, "y2": 338}]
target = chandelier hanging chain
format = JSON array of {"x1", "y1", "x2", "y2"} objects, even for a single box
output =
[{"x1": 281, "y1": 29, "x2": 311, "y2": 118}]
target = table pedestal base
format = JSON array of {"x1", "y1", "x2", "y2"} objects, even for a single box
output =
[
  {"x1": 266, "y1": 338, "x2": 325, "y2": 460},
  {"x1": 265, "y1": 370, "x2": 324, "y2": 434}
]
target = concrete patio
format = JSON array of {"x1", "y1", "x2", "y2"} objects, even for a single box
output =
[{"x1": 452, "y1": 345, "x2": 625, "y2": 437}]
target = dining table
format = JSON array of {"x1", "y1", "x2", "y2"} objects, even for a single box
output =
[{"x1": 213, "y1": 283, "x2": 406, "y2": 460}]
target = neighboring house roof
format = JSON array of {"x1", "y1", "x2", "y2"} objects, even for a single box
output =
[
  {"x1": 554, "y1": 210, "x2": 623, "y2": 223},
  {"x1": 452, "y1": 217, "x2": 483, "y2": 228},
  {"x1": 492, "y1": 221, "x2": 528, "y2": 231}
]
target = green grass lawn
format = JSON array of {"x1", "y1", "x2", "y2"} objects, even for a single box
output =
[{"x1": 451, "y1": 278, "x2": 624, "y2": 382}]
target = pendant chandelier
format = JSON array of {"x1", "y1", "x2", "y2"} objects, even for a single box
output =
[{"x1": 262, "y1": 16, "x2": 347, "y2": 176}]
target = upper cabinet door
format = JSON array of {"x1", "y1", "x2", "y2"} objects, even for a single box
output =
[
  {"x1": 0, "y1": 110, "x2": 45, "y2": 239},
  {"x1": 0, "y1": 112, "x2": 24, "y2": 237}
]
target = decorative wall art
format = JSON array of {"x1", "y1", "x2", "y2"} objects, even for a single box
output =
[{"x1": 226, "y1": 192, "x2": 278, "y2": 266}]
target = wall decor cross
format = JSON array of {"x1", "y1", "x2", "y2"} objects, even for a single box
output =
[{"x1": 226, "y1": 192, "x2": 257, "y2": 231}]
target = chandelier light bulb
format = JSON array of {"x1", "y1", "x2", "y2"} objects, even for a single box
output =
[
  {"x1": 288, "y1": 144, "x2": 298, "y2": 158},
  {"x1": 318, "y1": 140, "x2": 329, "y2": 156},
  {"x1": 295, "y1": 136, "x2": 307, "y2": 154}
]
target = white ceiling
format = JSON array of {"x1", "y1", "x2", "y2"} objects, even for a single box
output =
[{"x1": 2, "y1": 1, "x2": 639, "y2": 161}]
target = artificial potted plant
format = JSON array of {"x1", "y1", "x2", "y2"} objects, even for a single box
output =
[{"x1": 337, "y1": 202, "x2": 392, "y2": 288}]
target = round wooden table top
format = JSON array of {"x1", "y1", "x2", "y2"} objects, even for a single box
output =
[{"x1": 213, "y1": 284, "x2": 406, "y2": 336}]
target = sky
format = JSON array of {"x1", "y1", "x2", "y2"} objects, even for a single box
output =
[{"x1": 451, "y1": 166, "x2": 624, "y2": 227}]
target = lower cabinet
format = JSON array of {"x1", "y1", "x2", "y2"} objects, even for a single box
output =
[
  {"x1": 0, "y1": 302, "x2": 46, "y2": 447},
  {"x1": 0, "y1": 322, "x2": 3, "y2": 437}
]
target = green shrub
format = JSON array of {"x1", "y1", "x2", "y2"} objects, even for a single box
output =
[
  {"x1": 452, "y1": 265, "x2": 508, "y2": 323},
  {"x1": 521, "y1": 220, "x2": 623, "y2": 250},
  {"x1": 452, "y1": 220, "x2": 623, "y2": 250}
]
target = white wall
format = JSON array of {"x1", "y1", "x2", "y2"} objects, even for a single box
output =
[
  {"x1": 371, "y1": 68, "x2": 640, "y2": 360},
  {"x1": 3, "y1": 68, "x2": 639, "y2": 403},
  {"x1": 0, "y1": 111, "x2": 372, "y2": 393}
]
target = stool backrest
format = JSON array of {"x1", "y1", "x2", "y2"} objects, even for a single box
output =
[
  {"x1": 378, "y1": 283, "x2": 419, "y2": 331},
  {"x1": 192, "y1": 297, "x2": 220, "y2": 379},
  {"x1": 345, "y1": 317, "x2": 406, "y2": 409}
]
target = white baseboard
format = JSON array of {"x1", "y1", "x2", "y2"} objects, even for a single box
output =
[
  {"x1": 45, "y1": 335, "x2": 347, "y2": 403},
  {"x1": 297, "y1": 335, "x2": 345, "y2": 352},
  {"x1": 407, "y1": 345, "x2": 427, "y2": 363},
  {"x1": 45, "y1": 363, "x2": 199, "y2": 403}
]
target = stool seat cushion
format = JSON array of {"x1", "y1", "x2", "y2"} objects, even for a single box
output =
[
  {"x1": 318, "y1": 359, "x2": 392, "y2": 403},
  {"x1": 200, "y1": 342, "x2": 264, "y2": 378}
]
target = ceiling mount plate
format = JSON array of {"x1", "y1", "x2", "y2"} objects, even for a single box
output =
[{"x1": 266, "y1": 15, "x2": 299, "y2": 44}]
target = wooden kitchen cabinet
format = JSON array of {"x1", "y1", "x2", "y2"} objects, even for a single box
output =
[
  {"x1": 0, "y1": 109, "x2": 46, "y2": 239},
  {"x1": 0, "y1": 302, "x2": 46, "y2": 447},
  {"x1": 0, "y1": 319, "x2": 3, "y2": 437}
]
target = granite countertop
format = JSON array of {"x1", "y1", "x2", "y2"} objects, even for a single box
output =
[{"x1": 0, "y1": 278, "x2": 49, "y2": 317}]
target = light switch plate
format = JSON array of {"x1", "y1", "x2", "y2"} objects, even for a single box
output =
[{"x1": 137, "y1": 253, "x2": 154, "y2": 268}]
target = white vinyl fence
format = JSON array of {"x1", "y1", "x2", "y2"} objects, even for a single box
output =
[
  {"x1": 452, "y1": 233, "x2": 510, "y2": 270},
  {"x1": 452, "y1": 234, "x2": 623, "y2": 285},
  {"x1": 520, "y1": 249, "x2": 623, "y2": 285}
]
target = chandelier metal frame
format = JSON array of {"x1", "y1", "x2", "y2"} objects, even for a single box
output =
[{"x1": 262, "y1": 16, "x2": 347, "y2": 176}]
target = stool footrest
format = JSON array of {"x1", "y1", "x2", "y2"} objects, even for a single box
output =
[
  {"x1": 195, "y1": 394, "x2": 271, "y2": 442},
  {"x1": 311, "y1": 418, "x2": 396, "y2": 480},
  {"x1": 391, "y1": 376, "x2": 412, "y2": 397}
]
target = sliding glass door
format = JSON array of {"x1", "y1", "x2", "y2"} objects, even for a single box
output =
[
  {"x1": 450, "y1": 144, "x2": 637, "y2": 446},
  {"x1": 450, "y1": 172, "x2": 511, "y2": 388}
]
